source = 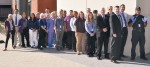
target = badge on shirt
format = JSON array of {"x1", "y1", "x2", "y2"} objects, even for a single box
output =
[
  {"x1": 60, "y1": 25, "x2": 62, "y2": 28},
  {"x1": 138, "y1": 24, "x2": 141, "y2": 27},
  {"x1": 91, "y1": 28, "x2": 94, "y2": 32}
]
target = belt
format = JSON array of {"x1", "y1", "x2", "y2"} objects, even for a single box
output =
[{"x1": 133, "y1": 29, "x2": 142, "y2": 32}]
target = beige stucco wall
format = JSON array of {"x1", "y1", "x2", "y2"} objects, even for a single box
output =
[
  {"x1": 57, "y1": 0, "x2": 150, "y2": 57},
  {"x1": 136, "y1": 0, "x2": 150, "y2": 56},
  {"x1": 0, "y1": 0, "x2": 12, "y2": 5}
]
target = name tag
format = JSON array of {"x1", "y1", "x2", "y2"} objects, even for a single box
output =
[
  {"x1": 91, "y1": 29, "x2": 94, "y2": 32},
  {"x1": 138, "y1": 24, "x2": 141, "y2": 27},
  {"x1": 60, "y1": 25, "x2": 62, "y2": 28}
]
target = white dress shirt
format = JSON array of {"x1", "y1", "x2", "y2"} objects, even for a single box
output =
[
  {"x1": 12, "y1": 14, "x2": 22, "y2": 26},
  {"x1": 120, "y1": 12, "x2": 130, "y2": 27},
  {"x1": 70, "y1": 17, "x2": 77, "y2": 31}
]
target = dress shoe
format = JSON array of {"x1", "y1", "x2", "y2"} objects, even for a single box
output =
[
  {"x1": 68, "y1": 48, "x2": 72, "y2": 50},
  {"x1": 27, "y1": 45, "x2": 31, "y2": 47},
  {"x1": 140, "y1": 57, "x2": 148, "y2": 60},
  {"x1": 105, "y1": 56, "x2": 110, "y2": 59},
  {"x1": 38, "y1": 48, "x2": 43, "y2": 50},
  {"x1": 111, "y1": 60, "x2": 119, "y2": 64},
  {"x1": 56, "y1": 46, "x2": 60, "y2": 51},
  {"x1": 73, "y1": 50, "x2": 77, "y2": 52},
  {"x1": 118, "y1": 58, "x2": 124, "y2": 61},
  {"x1": 3, "y1": 49, "x2": 7, "y2": 51},
  {"x1": 21, "y1": 46, "x2": 26, "y2": 48},
  {"x1": 13, "y1": 45, "x2": 16, "y2": 49},
  {"x1": 77, "y1": 52, "x2": 80, "y2": 55},
  {"x1": 97, "y1": 56, "x2": 102, "y2": 60},
  {"x1": 88, "y1": 54, "x2": 94, "y2": 57},
  {"x1": 130, "y1": 57, "x2": 135, "y2": 61}
]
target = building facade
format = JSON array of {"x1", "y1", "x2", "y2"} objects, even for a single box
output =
[
  {"x1": 12, "y1": 0, "x2": 57, "y2": 16},
  {"x1": 0, "y1": 0, "x2": 12, "y2": 21},
  {"x1": 31, "y1": 0, "x2": 57, "y2": 13}
]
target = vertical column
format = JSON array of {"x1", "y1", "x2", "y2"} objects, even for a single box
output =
[{"x1": 17, "y1": 0, "x2": 27, "y2": 14}]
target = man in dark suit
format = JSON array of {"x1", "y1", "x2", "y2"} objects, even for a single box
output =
[
  {"x1": 97, "y1": 8, "x2": 110, "y2": 60},
  {"x1": 119, "y1": 4, "x2": 129, "y2": 58},
  {"x1": 111, "y1": 6, "x2": 122, "y2": 63}
]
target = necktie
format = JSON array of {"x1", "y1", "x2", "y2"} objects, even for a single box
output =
[
  {"x1": 103, "y1": 16, "x2": 105, "y2": 23},
  {"x1": 15, "y1": 14, "x2": 17, "y2": 25},
  {"x1": 118, "y1": 15, "x2": 123, "y2": 28},
  {"x1": 121, "y1": 13, "x2": 127, "y2": 27}
]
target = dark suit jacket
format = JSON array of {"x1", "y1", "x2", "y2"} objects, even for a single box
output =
[
  {"x1": 5, "y1": 20, "x2": 15, "y2": 31},
  {"x1": 111, "y1": 14, "x2": 122, "y2": 37},
  {"x1": 97, "y1": 14, "x2": 110, "y2": 37}
]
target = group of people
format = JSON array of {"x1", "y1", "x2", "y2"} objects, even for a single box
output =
[{"x1": 4, "y1": 4, "x2": 148, "y2": 63}]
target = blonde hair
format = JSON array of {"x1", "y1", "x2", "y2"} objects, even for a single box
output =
[
  {"x1": 86, "y1": 12, "x2": 94, "y2": 24},
  {"x1": 40, "y1": 13, "x2": 44, "y2": 19}
]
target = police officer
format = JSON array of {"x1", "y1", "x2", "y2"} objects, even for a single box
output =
[{"x1": 128, "y1": 6, "x2": 148, "y2": 60}]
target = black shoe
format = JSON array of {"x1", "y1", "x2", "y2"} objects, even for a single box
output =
[
  {"x1": 21, "y1": 46, "x2": 26, "y2": 48},
  {"x1": 105, "y1": 56, "x2": 110, "y2": 59},
  {"x1": 121, "y1": 55, "x2": 128, "y2": 58},
  {"x1": 97, "y1": 56, "x2": 102, "y2": 60},
  {"x1": 27, "y1": 45, "x2": 31, "y2": 47},
  {"x1": 56, "y1": 47, "x2": 60, "y2": 51},
  {"x1": 140, "y1": 57, "x2": 148, "y2": 60},
  {"x1": 118, "y1": 58, "x2": 124, "y2": 61},
  {"x1": 38, "y1": 47, "x2": 43, "y2": 50},
  {"x1": 43, "y1": 46, "x2": 46, "y2": 48},
  {"x1": 105, "y1": 53, "x2": 110, "y2": 59},
  {"x1": 13, "y1": 45, "x2": 16, "y2": 49},
  {"x1": 3, "y1": 49, "x2": 7, "y2": 51},
  {"x1": 68, "y1": 48, "x2": 72, "y2": 50},
  {"x1": 88, "y1": 54, "x2": 94, "y2": 57},
  {"x1": 111, "y1": 60, "x2": 119, "y2": 64},
  {"x1": 73, "y1": 50, "x2": 77, "y2": 52},
  {"x1": 130, "y1": 57, "x2": 135, "y2": 61}
]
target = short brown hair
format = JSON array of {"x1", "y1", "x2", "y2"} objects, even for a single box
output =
[
  {"x1": 73, "y1": 11, "x2": 78, "y2": 17},
  {"x1": 120, "y1": 4, "x2": 125, "y2": 7}
]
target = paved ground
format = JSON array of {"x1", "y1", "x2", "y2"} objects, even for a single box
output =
[{"x1": 0, "y1": 32, "x2": 150, "y2": 67}]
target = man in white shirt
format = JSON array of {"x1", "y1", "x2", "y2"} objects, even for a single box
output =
[
  {"x1": 70, "y1": 11, "x2": 78, "y2": 52},
  {"x1": 12, "y1": 9, "x2": 22, "y2": 48}
]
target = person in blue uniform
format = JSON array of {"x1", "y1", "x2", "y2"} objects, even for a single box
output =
[
  {"x1": 47, "y1": 12, "x2": 55, "y2": 48},
  {"x1": 128, "y1": 6, "x2": 148, "y2": 61}
]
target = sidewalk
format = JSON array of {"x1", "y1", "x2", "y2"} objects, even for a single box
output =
[
  {"x1": 0, "y1": 33, "x2": 86, "y2": 67},
  {"x1": 0, "y1": 33, "x2": 150, "y2": 67}
]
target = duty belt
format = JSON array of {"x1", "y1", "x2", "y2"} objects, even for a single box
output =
[{"x1": 133, "y1": 29, "x2": 142, "y2": 32}]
